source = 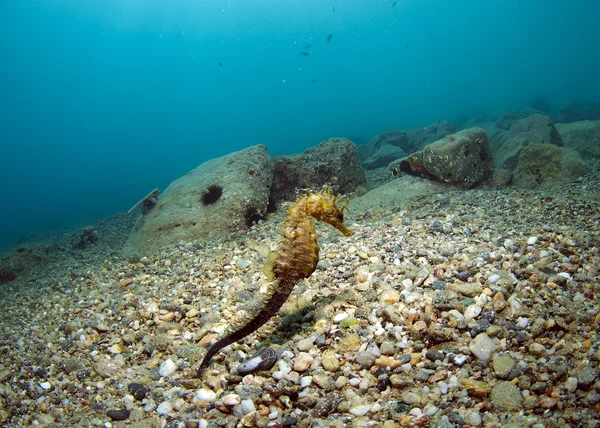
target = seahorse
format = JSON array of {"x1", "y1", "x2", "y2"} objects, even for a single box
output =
[{"x1": 197, "y1": 188, "x2": 352, "y2": 377}]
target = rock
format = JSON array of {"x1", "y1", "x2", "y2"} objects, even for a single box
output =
[
  {"x1": 493, "y1": 355, "x2": 516, "y2": 379},
  {"x1": 355, "y1": 351, "x2": 376, "y2": 369},
  {"x1": 490, "y1": 381, "x2": 523, "y2": 411},
  {"x1": 159, "y1": 359, "x2": 177, "y2": 377},
  {"x1": 128, "y1": 383, "x2": 148, "y2": 401},
  {"x1": 469, "y1": 333, "x2": 495, "y2": 363},
  {"x1": 572, "y1": 362, "x2": 598, "y2": 389},
  {"x1": 511, "y1": 144, "x2": 590, "y2": 188},
  {"x1": 0, "y1": 243, "x2": 47, "y2": 284},
  {"x1": 362, "y1": 144, "x2": 407, "y2": 170},
  {"x1": 107, "y1": 409, "x2": 130, "y2": 421},
  {"x1": 156, "y1": 401, "x2": 173, "y2": 415},
  {"x1": 196, "y1": 388, "x2": 217, "y2": 402},
  {"x1": 322, "y1": 349, "x2": 341, "y2": 372},
  {"x1": 293, "y1": 352, "x2": 314, "y2": 372},
  {"x1": 495, "y1": 108, "x2": 542, "y2": 130},
  {"x1": 449, "y1": 281, "x2": 483, "y2": 297},
  {"x1": 123, "y1": 145, "x2": 274, "y2": 256},
  {"x1": 556, "y1": 100, "x2": 600, "y2": 123},
  {"x1": 556, "y1": 120, "x2": 600, "y2": 159},
  {"x1": 405, "y1": 120, "x2": 457, "y2": 152},
  {"x1": 270, "y1": 138, "x2": 365, "y2": 205},
  {"x1": 496, "y1": 114, "x2": 564, "y2": 171},
  {"x1": 422, "y1": 128, "x2": 493, "y2": 187}
]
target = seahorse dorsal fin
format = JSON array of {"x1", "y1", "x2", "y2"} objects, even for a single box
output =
[{"x1": 262, "y1": 250, "x2": 278, "y2": 282}]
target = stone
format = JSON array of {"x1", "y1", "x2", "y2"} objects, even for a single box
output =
[
  {"x1": 556, "y1": 120, "x2": 600, "y2": 159},
  {"x1": 362, "y1": 144, "x2": 407, "y2": 170},
  {"x1": 0, "y1": 243, "x2": 47, "y2": 284},
  {"x1": 511, "y1": 144, "x2": 590, "y2": 188},
  {"x1": 355, "y1": 351, "x2": 376, "y2": 368},
  {"x1": 490, "y1": 381, "x2": 523, "y2": 411},
  {"x1": 123, "y1": 145, "x2": 274, "y2": 256},
  {"x1": 493, "y1": 355, "x2": 516, "y2": 379},
  {"x1": 270, "y1": 138, "x2": 365, "y2": 205},
  {"x1": 495, "y1": 114, "x2": 563, "y2": 171},
  {"x1": 469, "y1": 333, "x2": 495, "y2": 363},
  {"x1": 422, "y1": 128, "x2": 493, "y2": 187}
]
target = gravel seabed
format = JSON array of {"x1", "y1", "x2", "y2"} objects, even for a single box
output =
[{"x1": 1, "y1": 172, "x2": 599, "y2": 428}]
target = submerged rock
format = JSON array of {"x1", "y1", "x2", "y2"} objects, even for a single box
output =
[{"x1": 123, "y1": 145, "x2": 273, "y2": 256}]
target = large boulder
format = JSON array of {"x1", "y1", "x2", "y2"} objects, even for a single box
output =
[
  {"x1": 511, "y1": 144, "x2": 591, "y2": 188},
  {"x1": 0, "y1": 243, "x2": 47, "y2": 284},
  {"x1": 495, "y1": 108, "x2": 542, "y2": 130},
  {"x1": 123, "y1": 145, "x2": 274, "y2": 256},
  {"x1": 495, "y1": 114, "x2": 564, "y2": 171},
  {"x1": 270, "y1": 138, "x2": 365, "y2": 205},
  {"x1": 405, "y1": 120, "x2": 457, "y2": 152},
  {"x1": 362, "y1": 144, "x2": 407, "y2": 170},
  {"x1": 556, "y1": 101, "x2": 600, "y2": 123},
  {"x1": 556, "y1": 120, "x2": 600, "y2": 159},
  {"x1": 422, "y1": 128, "x2": 493, "y2": 188}
]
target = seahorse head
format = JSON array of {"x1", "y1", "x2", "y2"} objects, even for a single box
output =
[{"x1": 306, "y1": 189, "x2": 352, "y2": 237}]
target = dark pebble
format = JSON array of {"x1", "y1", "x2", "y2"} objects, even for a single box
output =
[
  {"x1": 33, "y1": 368, "x2": 48, "y2": 378},
  {"x1": 128, "y1": 382, "x2": 148, "y2": 401},
  {"x1": 282, "y1": 416, "x2": 298, "y2": 427},
  {"x1": 425, "y1": 351, "x2": 444, "y2": 362},
  {"x1": 432, "y1": 280, "x2": 446, "y2": 290},
  {"x1": 398, "y1": 354, "x2": 412, "y2": 364},
  {"x1": 76, "y1": 369, "x2": 90, "y2": 381},
  {"x1": 457, "y1": 271, "x2": 472, "y2": 281},
  {"x1": 107, "y1": 409, "x2": 130, "y2": 421}
]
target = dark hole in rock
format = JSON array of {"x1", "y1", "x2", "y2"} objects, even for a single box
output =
[
  {"x1": 244, "y1": 206, "x2": 265, "y2": 228},
  {"x1": 266, "y1": 196, "x2": 277, "y2": 213},
  {"x1": 202, "y1": 184, "x2": 223, "y2": 205}
]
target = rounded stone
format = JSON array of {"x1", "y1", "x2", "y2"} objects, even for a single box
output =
[{"x1": 490, "y1": 381, "x2": 523, "y2": 411}]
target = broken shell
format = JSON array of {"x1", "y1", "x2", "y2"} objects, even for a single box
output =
[{"x1": 237, "y1": 347, "x2": 278, "y2": 375}]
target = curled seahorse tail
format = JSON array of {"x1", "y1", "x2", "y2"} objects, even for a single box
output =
[{"x1": 197, "y1": 279, "x2": 295, "y2": 377}]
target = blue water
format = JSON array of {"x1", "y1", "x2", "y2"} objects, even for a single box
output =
[{"x1": 1, "y1": 0, "x2": 599, "y2": 248}]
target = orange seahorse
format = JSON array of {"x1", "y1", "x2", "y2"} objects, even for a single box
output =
[{"x1": 197, "y1": 188, "x2": 352, "y2": 376}]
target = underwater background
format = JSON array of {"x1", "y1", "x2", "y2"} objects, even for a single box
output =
[{"x1": 1, "y1": 0, "x2": 599, "y2": 248}]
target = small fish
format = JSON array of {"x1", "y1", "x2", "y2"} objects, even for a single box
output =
[
  {"x1": 327, "y1": 33, "x2": 333, "y2": 43},
  {"x1": 333, "y1": 5, "x2": 336, "y2": 12},
  {"x1": 298, "y1": 51, "x2": 310, "y2": 56},
  {"x1": 392, "y1": 0, "x2": 397, "y2": 7},
  {"x1": 217, "y1": 61, "x2": 223, "y2": 67},
  {"x1": 311, "y1": 79, "x2": 318, "y2": 83},
  {"x1": 303, "y1": 44, "x2": 312, "y2": 49}
]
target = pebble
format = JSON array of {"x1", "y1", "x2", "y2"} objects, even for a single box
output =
[
  {"x1": 127, "y1": 382, "x2": 147, "y2": 401},
  {"x1": 355, "y1": 351, "x2": 376, "y2": 368},
  {"x1": 528, "y1": 343, "x2": 547, "y2": 358},
  {"x1": 490, "y1": 381, "x2": 523, "y2": 411},
  {"x1": 235, "y1": 259, "x2": 251, "y2": 269},
  {"x1": 349, "y1": 404, "x2": 373, "y2": 416},
  {"x1": 196, "y1": 388, "x2": 217, "y2": 402},
  {"x1": 39, "y1": 381, "x2": 52, "y2": 390},
  {"x1": 156, "y1": 401, "x2": 173, "y2": 415},
  {"x1": 565, "y1": 377, "x2": 578, "y2": 393},
  {"x1": 469, "y1": 333, "x2": 495, "y2": 363},
  {"x1": 294, "y1": 352, "x2": 314, "y2": 372},
  {"x1": 322, "y1": 349, "x2": 341, "y2": 372},
  {"x1": 297, "y1": 337, "x2": 315, "y2": 351},
  {"x1": 527, "y1": 236, "x2": 538, "y2": 245},
  {"x1": 159, "y1": 359, "x2": 177, "y2": 377},
  {"x1": 493, "y1": 355, "x2": 516, "y2": 379},
  {"x1": 107, "y1": 409, "x2": 130, "y2": 421},
  {"x1": 240, "y1": 399, "x2": 256, "y2": 414},
  {"x1": 222, "y1": 394, "x2": 241, "y2": 406}
]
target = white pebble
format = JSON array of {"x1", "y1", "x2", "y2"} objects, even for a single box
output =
[
  {"x1": 296, "y1": 337, "x2": 315, "y2": 351},
  {"x1": 348, "y1": 377, "x2": 361, "y2": 387},
  {"x1": 39, "y1": 382, "x2": 52, "y2": 390},
  {"x1": 159, "y1": 359, "x2": 177, "y2": 377},
  {"x1": 222, "y1": 394, "x2": 240, "y2": 406},
  {"x1": 268, "y1": 411, "x2": 279, "y2": 420},
  {"x1": 277, "y1": 361, "x2": 292, "y2": 374},
  {"x1": 300, "y1": 376, "x2": 313, "y2": 388},
  {"x1": 448, "y1": 309, "x2": 464, "y2": 321},
  {"x1": 565, "y1": 377, "x2": 578, "y2": 393},
  {"x1": 359, "y1": 377, "x2": 370, "y2": 392},
  {"x1": 516, "y1": 317, "x2": 529, "y2": 329},
  {"x1": 469, "y1": 333, "x2": 495, "y2": 363},
  {"x1": 573, "y1": 293, "x2": 585, "y2": 303},
  {"x1": 464, "y1": 409, "x2": 482, "y2": 426},
  {"x1": 294, "y1": 353, "x2": 313, "y2": 372},
  {"x1": 527, "y1": 236, "x2": 538, "y2": 245},
  {"x1": 333, "y1": 312, "x2": 350, "y2": 322},
  {"x1": 464, "y1": 304, "x2": 482, "y2": 320},
  {"x1": 349, "y1": 404, "x2": 373, "y2": 416},
  {"x1": 240, "y1": 399, "x2": 256, "y2": 415},
  {"x1": 156, "y1": 401, "x2": 173, "y2": 415},
  {"x1": 198, "y1": 420, "x2": 208, "y2": 428},
  {"x1": 423, "y1": 403, "x2": 439, "y2": 416},
  {"x1": 123, "y1": 394, "x2": 135, "y2": 410},
  {"x1": 438, "y1": 381, "x2": 449, "y2": 395},
  {"x1": 488, "y1": 274, "x2": 500, "y2": 284},
  {"x1": 196, "y1": 388, "x2": 216, "y2": 402}
]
